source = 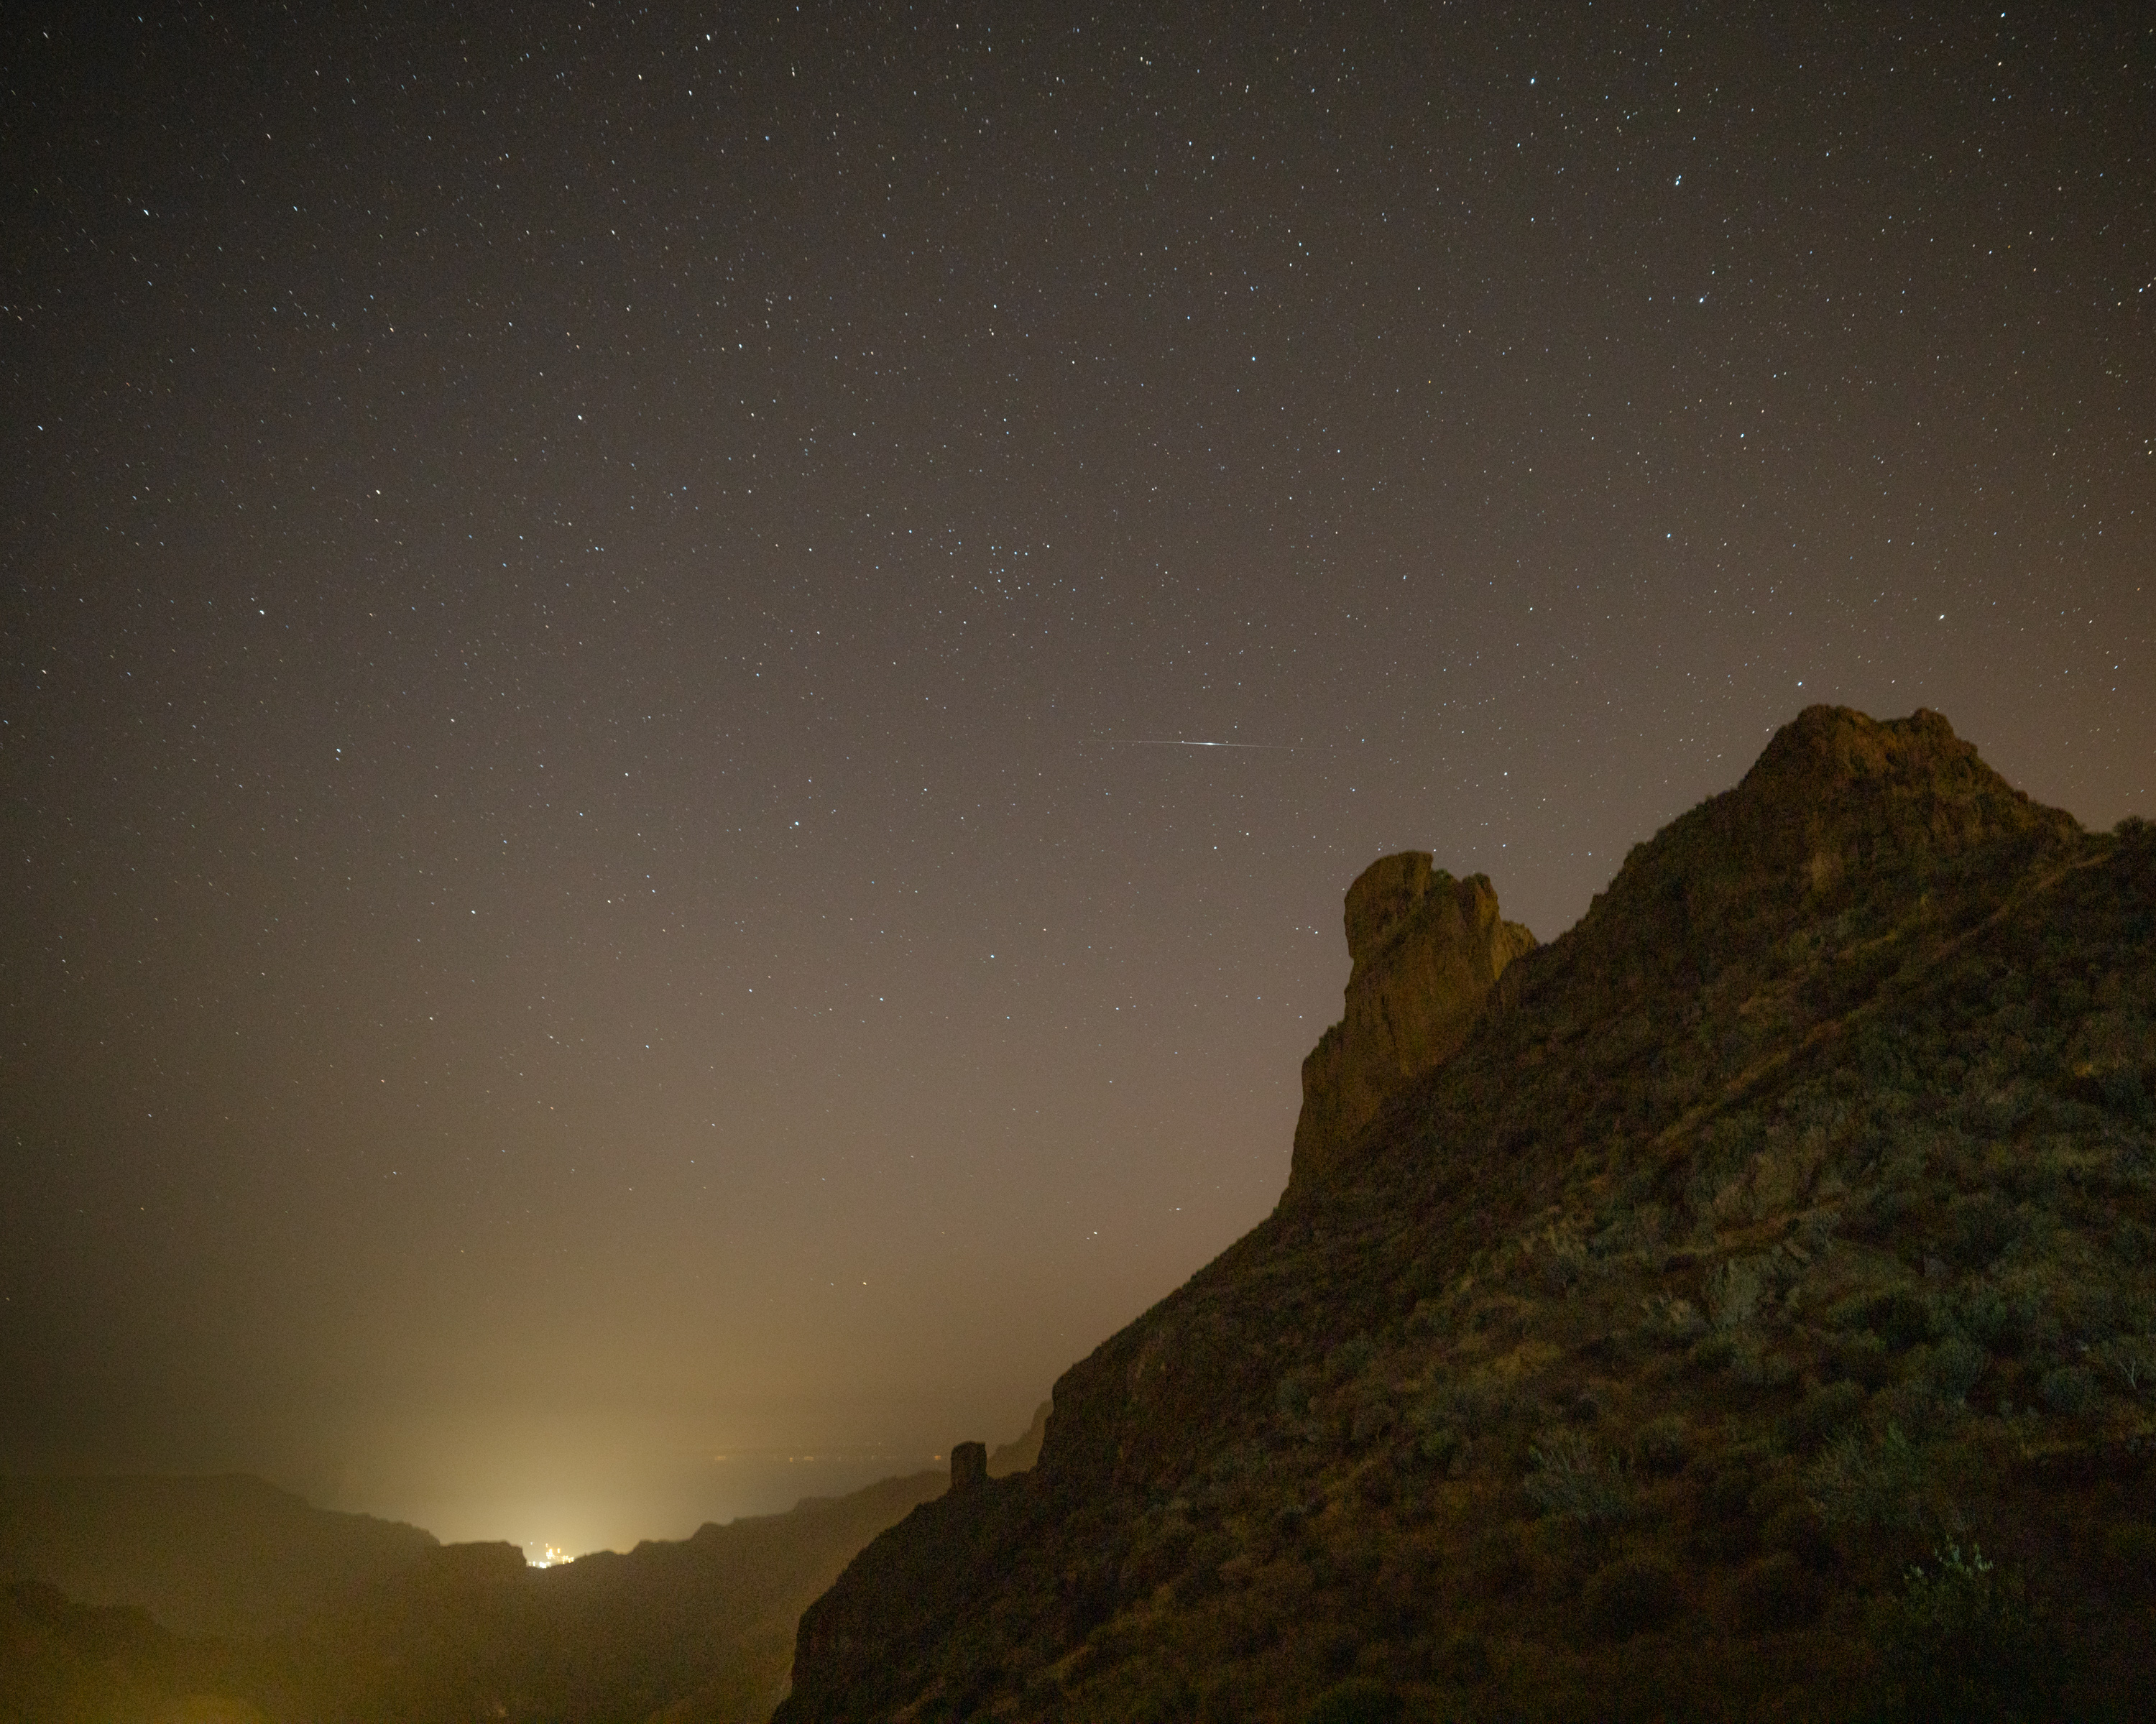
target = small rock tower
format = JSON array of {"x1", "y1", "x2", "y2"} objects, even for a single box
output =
[{"x1": 949, "y1": 1440, "x2": 987, "y2": 1494}]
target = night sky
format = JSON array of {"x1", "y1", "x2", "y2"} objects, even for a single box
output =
[{"x1": 4, "y1": 2, "x2": 2150, "y2": 1557}]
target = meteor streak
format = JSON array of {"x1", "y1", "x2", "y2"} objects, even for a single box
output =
[{"x1": 1123, "y1": 739, "x2": 1291, "y2": 750}]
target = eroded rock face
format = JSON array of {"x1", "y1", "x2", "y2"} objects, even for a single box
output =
[{"x1": 1289, "y1": 854, "x2": 1534, "y2": 1191}]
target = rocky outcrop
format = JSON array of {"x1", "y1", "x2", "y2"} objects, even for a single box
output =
[
  {"x1": 947, "y1": 1442, "x2": 987, "y2": 1494},
  {"x1": 1289, "y1": 854, "x2": 1535, "y2": 1191},
  {"x1": 773, "y1": 709, "x2": 2156, "y2": 1724},
  {"x1": 1573, "y1": 705, "x2": 2074, "y2": 955}
]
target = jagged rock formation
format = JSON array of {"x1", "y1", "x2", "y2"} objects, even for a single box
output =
[
  {"x1": 778, "y1": 708, "x2": 2156, "y2": 1724},
  {"x1": 1291, "y1": 854, "x2": 1535, "y2": 1191}
]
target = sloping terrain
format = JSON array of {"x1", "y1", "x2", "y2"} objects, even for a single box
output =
[
  {"x1": 780, "y1": 708, "x2": 2156, "y2": 1724},
  {"x1": 0, "y1": 1578, "x2": 263, "y2": 1724},
  {"x1": 0, "y1": 1473, "x2": 435, "y2": 1640}
]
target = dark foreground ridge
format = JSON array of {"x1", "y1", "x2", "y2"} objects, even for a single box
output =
[{"x1": 780, "y1": 707, "x2": 2156, "y2": 1724}]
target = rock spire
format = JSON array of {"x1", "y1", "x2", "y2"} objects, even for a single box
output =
[{"x1": 1289, "y1": 853, "x2": 1534, "y2": 1189}]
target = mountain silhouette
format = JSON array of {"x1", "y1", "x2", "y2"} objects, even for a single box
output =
[{"x1": 0, "y1": 1472, "x2": 434, "y2": 1639}]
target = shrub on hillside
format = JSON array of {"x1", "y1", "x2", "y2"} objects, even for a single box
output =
[
  {"x1": 1806, "y1": 1424, "x2": 1927, "y2": 1530},
  {"x1": 1867, "y1": 1544, "x2": 2068, "y2": 1724},
  {"x1": 1581, "y1": 1555, "x2": 1682, "y2": 1641},
  {"x1": 2037, "y1": 1364, "x2": 2099, "y2": 1416},
  {"x1": 1432, "y1": 1630, "x2": 1491, "y2": 1685},
  {"x1": 1733, "y1": 1552, "x2": 1828, "y2": 1632},
  {"x1": 2100, "y1": 1521, "x2": 2156, "y2": 1575},
  {"x1": 1630, "y1": 1414, "x2": 1690, "y2": 1475},
  {"x1": 2097, "y1": 1333, "x2": 2155, "y2": 1397},
  {"x1": 1947, "y1": 1192, "x2": 2024, "y2": 1268},
  {"x1": 1304, "y1": 1677, "x2": 1402, "y2": 1724},
  {"x1": 1523, "y1": 1432, "x2": 1631, "y2": 1523},
  {"x1": 1831, "y1": 1285, "x2": 1934, "y2": 1350},
  {"x1": 1923, "y1": 1335, "x2": 1986, "y2": 1403},
  {"x1": 1832, "y1": 1330, "x2": 1899, "y2": 1388},
  {"x1": 1311, "y1": 1623, "x2": 1362, "y2": 1678},
  {"x1": 1785, "y1": 1380, "x2": 1868, "y2": 1450}
]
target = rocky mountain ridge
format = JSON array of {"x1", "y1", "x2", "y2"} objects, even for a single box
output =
[{"x1": 779, "y1": 707, "x2": 2156, "y2": 1724}]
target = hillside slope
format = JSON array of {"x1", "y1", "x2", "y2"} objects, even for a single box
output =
[
  {"x1": 779, "y1": 708, "x2": 2156, "y2": 1724},
  {"x1": 0, "y1": 1473, "x2": 435, "y2": 1640}
]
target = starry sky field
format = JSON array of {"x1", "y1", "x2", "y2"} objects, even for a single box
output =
[{"x1": 4, "y1": 1, "x2": 2150, "y2": 1555}]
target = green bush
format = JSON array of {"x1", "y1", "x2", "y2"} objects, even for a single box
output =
[
  {"x1": 2037, "y1": 1364, "x2": 2099, "y2": 1416},
  {"x1": 1276, "y1": 1371, "x2": 1312, "y2": 1419},
  {"x1": 1465, "y1": 1521, "x2": 1533, "y2": 1600},
  {"x1": 1953, "y1": 1281, "x2": 2017, "y2": 1351},
  {"x1": 1196, "y1": 1681, "x2": 1239, "y2": 1724},
  {"x1": 1948, "y1": 1191, "x2": 2024, "y2": 1267},
  {"x1": 1581, "y1": 1555, "x2": 1682, "y2": 1640},
  {"x1": 1833, "y1": 1331, "x2": 1899, "y2": 1388},
  {"x1": 1785, "y1": 1379, "x2": 1868, "y2": 1449},
  {"x1": 1806, "y1": 1424, "x2": 1927, "y2": 1530},
  {"x1": 1760, "y1": 1501, "x2": 1835, "y2": 1570},
  {"x1": 1925, "y1": 1335, "x2": 1986, "y2": 1402},
  {"x1": 1304, "y1": 1677, "x2": 1401, "y2": 1724},
  {"x1": 1433, "y1": 1631, "x2": 1491, "y2": 1684},
  {"x1": 2113, "y1": 1219, "x2": 2155, "y2": 1266},
  {"x1": 2101, "y1": 1521, "x2": 2156, "y2": 1573},
  {"x1": 2100, "y1": 1334, "x2": 2155, "y2": 1396},
  {"x1": 1869, "y1": 1544, "x2": 2067, "y2": 1723},
  {"x1": 1523, "y1": 1431, "x2": 1632, "y2": 1523},
  {"x1": 1728, "y1": 1340, "x2": 1797, "y2": 1389},
  {"x1": 2101, "y1": 1066, "x2": 2152, "y2": 1120},
  {"x1": 1835, "y1": 1285, "x2": 1935, "y2": 1350},
  {"x1": 1327, "y1": 1335, "x2": 1379, "y2": 1382},
  {"x1": 1312, "y1": 1624, "x2": 1361, "y2": 1677},
  {"x1": 1733, "y1": 1552, "x2": 1828, "y2": 1632},
  {"x1": 1631, "y1": 1414, "x2": 1689, "y2": 1475}
]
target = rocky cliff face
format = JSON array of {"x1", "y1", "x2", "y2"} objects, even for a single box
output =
[
  {"x1": 1290, "y1": 855, "x2": 1534, "y2": 1192},
  {"x1": 778, "y1": 709, "x2": 2155, "y2": 1724}
]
